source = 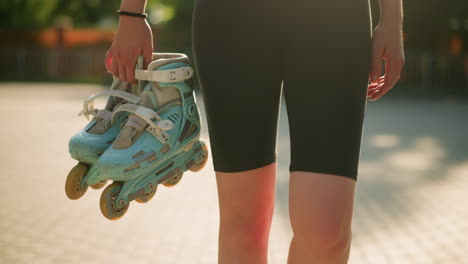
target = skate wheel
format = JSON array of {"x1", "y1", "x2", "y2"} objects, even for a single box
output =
[
  {"x1": 162, "y1": 168, "x2": 183, "y2": 187},
  {"x1": 65, "y1": 162, "x2": 89, "y2": 200},
  {"x1": 135, "y1": 183, "x2": 158, "y2": 203},
  {"x1": 100, "y1": 182, "x2": 129, "y2": 220},
  {"x1": 189, "y1": 142, "x2": 209, "y2": 172},
  {"x1": 90, "y1": 179, "x2": 108, "y2": 190}
]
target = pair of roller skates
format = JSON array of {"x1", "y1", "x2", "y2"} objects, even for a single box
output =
[{"x1": 65, "y1": 53, "x2": 208, "y2": 220}]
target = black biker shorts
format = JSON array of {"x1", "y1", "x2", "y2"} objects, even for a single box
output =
[{"x1": 192, "y1": 0, "x2": 373, "y2": 181}]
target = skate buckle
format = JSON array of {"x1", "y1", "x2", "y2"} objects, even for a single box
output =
[
  {"x1": 184, "y1": 67, "x2": 193, "y2": 78},
  {"x1": 169, "y1": 71, "x2": 177, "y2": 81},
  {"x1": 146, "y1": 126, "x2": 170, "y2": 143},
  {"x1": 156, "y1": 120, "x2": 174, "y2": 131},
  {"x1": 169, "y1": 68, "x2": 193, "y2": 81}
]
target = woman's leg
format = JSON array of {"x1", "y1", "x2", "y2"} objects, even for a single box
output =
[
  {"x1": 216, "y1": 162, "x2": 277, "y2": 264},
  {"x1": 287, "y1": 172, "x2": 356, "y2": 264},
  {"x1": 192, "y1": 1, "x2": 284, "y2": 263},
  {"x1": 281, "y1": 0, "x2": 373, "y2": 263}
]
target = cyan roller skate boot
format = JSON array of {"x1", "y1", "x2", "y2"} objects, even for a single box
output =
[
  {"x1": 65, "y1": 58, "x2": 145, "y2": 200},
  {"x1": 96, "y1": 52, "x2": 208, "y2": 220}
]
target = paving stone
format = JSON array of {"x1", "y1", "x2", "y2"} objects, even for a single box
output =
[{"x1": 0, "y1": 83, "x2": 467, "y2": 264}]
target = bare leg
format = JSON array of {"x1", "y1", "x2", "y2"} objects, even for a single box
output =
[
  {"x1": 216, "y1": 162, "x2": 277, "y2": 264},
  {"x1": 287, "y1": 171, "x2": 356, "y2": 264}
]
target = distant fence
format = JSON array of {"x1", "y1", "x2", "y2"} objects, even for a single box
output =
[
  {"x1": 399, "y1": 49, "x2": 468, "y2": 97},
  {"x1": 0, "y1": 45, "x2": 110, "y2": 83},
  {"x1": 0, "y1": 27, "x2": 192, "y2": 84},
  {"x1": 0, "y1": 45, "x2": 467, "y2": 97}
]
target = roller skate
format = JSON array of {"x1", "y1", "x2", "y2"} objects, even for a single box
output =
[
  {"x1": 95, "y1": 52, "x2": 208, "y2": 220},
  {"x1": 65, "y1": 58, "x2": 145, "y2": 200}
]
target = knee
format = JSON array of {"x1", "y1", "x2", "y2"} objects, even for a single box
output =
[
  {"x1": 292, "y1": 219, "x2": 352, "y2": 258},
  {"x1": 216, "y1": 164, "x2": 276, "y2": 250},
  {"x1": 220, "y1": 201, "x2": 274, "y2": 249}
]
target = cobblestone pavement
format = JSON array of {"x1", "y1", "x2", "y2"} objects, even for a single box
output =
[{"x1": 0, "y1": 83, "x2": 467, "y2": 264}]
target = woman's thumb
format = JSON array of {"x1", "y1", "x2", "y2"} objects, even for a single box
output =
[
  {"x1": 143, "y1": 46, "x2": 153, "y2": 69},
  {"x1": 105, "y1": 50, "x2": 113, "y2": 72}
]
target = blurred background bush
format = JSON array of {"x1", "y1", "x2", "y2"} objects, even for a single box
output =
[{"x1": 0, "y1": 0, "x2": 467, "y2": 98}]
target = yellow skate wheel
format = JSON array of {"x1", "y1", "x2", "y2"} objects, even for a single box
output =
[
  {"x1": 90, "y1": 179, "x2": 108, "y2": 190},
  {"x1": 135, "y1": 183, "x2": 158, "y2": 203},
  {"x1": 65, "y1": 162, "x2": 89, "y2": 200},
  {"x1": 189, "y1": 143, "x2": 209, "y2": 172},
  {"x1": 162, "y1": 168, "x2": 183, "y2": 187},
  {"x1": 100, "y1": 182, "x2": 129, "y2": 220}
]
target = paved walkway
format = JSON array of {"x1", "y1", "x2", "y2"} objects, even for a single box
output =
[{"x1": 0, "y1": 83, "x2": 467, "y2": 264}]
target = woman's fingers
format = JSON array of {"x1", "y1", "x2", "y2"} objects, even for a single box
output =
[
  {"x1": 105, "y1": 50, "x2": 113, "y2": 73},
  {"x1": 369, "y1": 58, "x2": 404, "y2": 101},
  {"x1": 368, "y1": 82, "x2": 383, "y2": 93},
  {"x1": 125, "y1": 57, "x2": 136, "y2": 84},
  {"x1": 108, "y1": 50, "x2": 148, "y2": 83},
  {"x1": 119, "y1": 61, "x2": 127, "y2": 82},
  {"x1": 368, "y1": 77, "x2": 385, "y2": 86},
  {"x1": 367, "y1": 75, "x2": 384, "y2": 98},
  {"x1": 111, "y1": 53, "x2": 119, "y2": 78},
  {"x1": 143, "y1": 45, "x2": 153, "y2": 70}
]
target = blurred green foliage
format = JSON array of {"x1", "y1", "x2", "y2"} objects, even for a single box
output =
[
  {"x1": 0, "y1": 0, "x2": 119, "y2": 28},
  {"x1": 368, "y1": 0, "x2": 468, "y2": 52},
  {"x1": 157, "y1": 0, "x2": 193, "y2": 30},
  {"x1": 1, "y1": 0, "x2": 467, "y2": 57},
  {"x1": 0, "y1": 0, "x2": 194, "y2": 51},
  {"x1": 1, "y1": 0, "x2": 467, "y2": 51},
  {"x1": 1, "y1": 0, "x2": 467, "y2": 49},
  {"x1": 0, "y1": 0, "x2": 191, "y2": 29},
  {"x1": 0, "y1": 0, "x2": 467, "y2": 96},
  {"x1": 0, "y1": 0, "x2": 60, "y2": 29}
]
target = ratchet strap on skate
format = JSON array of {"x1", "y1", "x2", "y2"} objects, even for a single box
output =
[
  {"x1": 135, "y1": 67, "x2": 194, "y2": 83},
  {"x1": 111, "y1": 103, "x2": 174, "y2": 144},
  {"x1": 79, "y1": 90, "x2": 141, "y2": 120}
]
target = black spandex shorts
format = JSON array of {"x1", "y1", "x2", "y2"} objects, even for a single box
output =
[{"x1": 192, "y1": 0, "x2": 373, "y2": 181}]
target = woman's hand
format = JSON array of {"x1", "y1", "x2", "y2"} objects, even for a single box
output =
[
  {"x1": 105, "y1": 16, "x2": 153, "y2": 84},
  {"x1": 367, "y1": 23, "x2": 405, "y2": 101}
]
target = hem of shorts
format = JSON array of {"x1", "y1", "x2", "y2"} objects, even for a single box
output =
[
  {"x1": 212, "y1": 153, "x2": 278, "y2": 173},
  {"x1": 289, "y1": 165, "x2": 358, "y2": 182}
]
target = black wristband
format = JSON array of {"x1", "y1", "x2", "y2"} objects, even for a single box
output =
[{"x1": 117, "y1": 10, "x2": 148, "y2": 18}]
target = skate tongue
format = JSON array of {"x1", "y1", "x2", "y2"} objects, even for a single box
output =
[
  {"x1": 112, "y1": 84, "x2": 157, "y2": 150},
  {"x1": 87, "y1": 79, "x2": 133, "y2": 135},
  {"x1": 146, "y1": 60, "x2": 183, "y2": 109},
  {"x1": 112, "y1": 114, "x2": 147, "y2": 149},
  {"x1": 87, "y1": 109, "x2": 112, "y2": 134}
]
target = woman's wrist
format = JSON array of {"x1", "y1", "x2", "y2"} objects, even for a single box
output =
[
  {"x1": 118, "y1": 0, "x2": 148, "y2": 27},
  {"x1": 378, "y1": 20, "x2": 403, "y2": 32},
  {"x1": 120, "y1": 0, "x2": 147, "y2": 13},
  {"x1": 377, "y1": 21, "x2": 403, "y2": 34},
  {"x1": 378, "y1": 0, "x2": 403, "y2": 30},
  {"x1": 118, "y1": 14, "x2": 147, "y2": 24}
]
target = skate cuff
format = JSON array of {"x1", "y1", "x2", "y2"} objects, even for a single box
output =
[
  {"x1": 112, "y1": 103, "x2": 174, "y2": 144},
  {"x1": 135, "y1": 67, "x2": 193, "y2": 83},
  {"x1": 79, "y1": 90, "x2": 141, "y2": 120}
]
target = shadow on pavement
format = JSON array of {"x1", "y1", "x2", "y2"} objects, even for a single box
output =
[{"x1": 274, "y1": 95, "x2": 468, "y2": 242}]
